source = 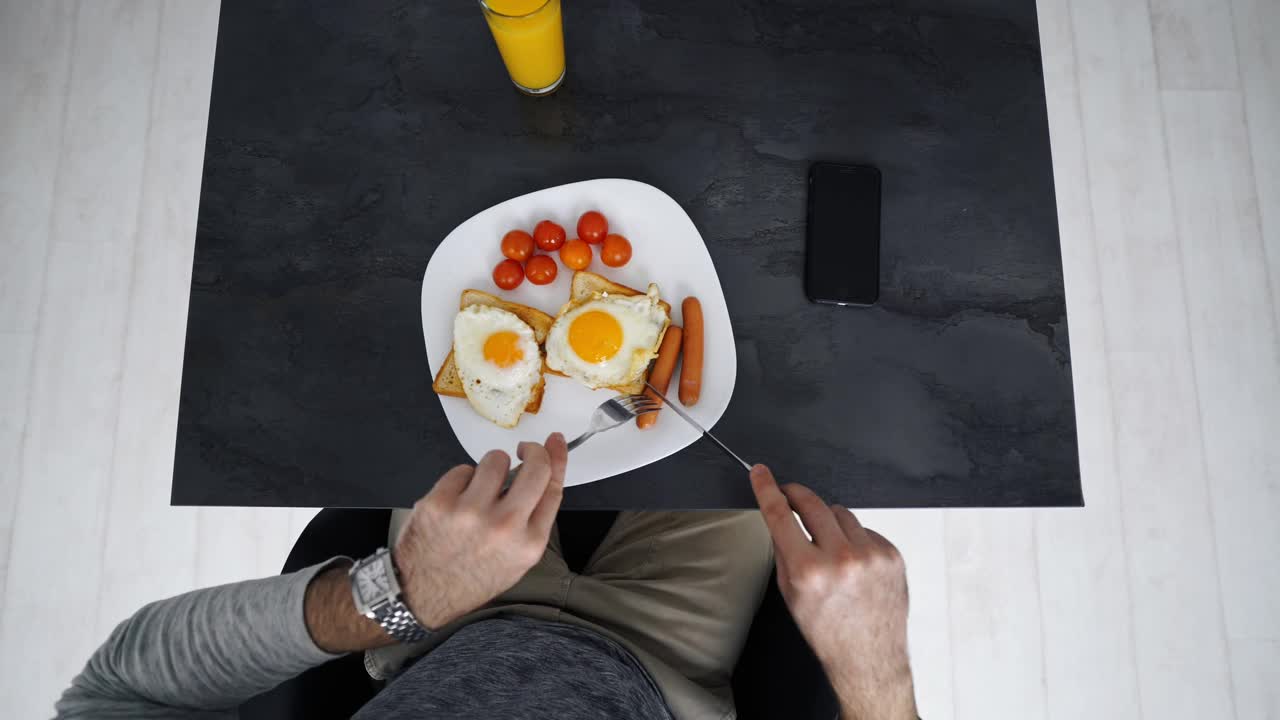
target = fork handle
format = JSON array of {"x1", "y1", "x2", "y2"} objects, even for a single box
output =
[
  {"x1": 500, "y1": 429, "x2": 596, "y2": 493},
  {"x1": 565, "y1": 429, "x2": 595, "y2": 452}
]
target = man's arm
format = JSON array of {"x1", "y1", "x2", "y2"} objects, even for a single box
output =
[
  {"x1": 55, "y1": 559, "x2": 357, "y2": 719},
  {"x1": 750, "y1": 465, "x2": 918, "y2": 720},
  {"x1": 56, "y1": 433, "x2": 568, "y2": 719}
]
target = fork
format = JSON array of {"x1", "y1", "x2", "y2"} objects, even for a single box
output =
[{"x1": 501, "y1": 393, "x2": 661, "y2": 491}]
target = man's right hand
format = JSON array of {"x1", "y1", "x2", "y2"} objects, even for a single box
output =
[
  {"x1": 392, "y1": 433, "x2": 568, "y2": 630},
  {"x1": 749, "y1": 464, "x2": 917, "y2": 720}
]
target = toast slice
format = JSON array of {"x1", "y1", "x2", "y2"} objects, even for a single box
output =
[
  {"x1": 432, "y1": 289, "x2": 555, "y2": 417},
  {"x1": 546, "y1": 271, "x2": 673, "y2": 395}
]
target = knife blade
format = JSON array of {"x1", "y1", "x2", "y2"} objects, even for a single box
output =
[{"x1": 644, "y1": 382, "x2": 753, "y2": 471}]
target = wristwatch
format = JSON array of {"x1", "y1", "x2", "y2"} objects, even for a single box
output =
[{"x1": 349, "y1": 547, "x2": 431, "y2": 643}]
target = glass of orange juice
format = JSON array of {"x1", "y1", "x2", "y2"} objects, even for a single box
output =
[{"x1": 479, "y1": 0, "x2": 565, "y2": 96}]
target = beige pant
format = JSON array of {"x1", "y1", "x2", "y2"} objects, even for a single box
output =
[{"x1": 366, "y1": 510, "x2": 774, "y2": 720}]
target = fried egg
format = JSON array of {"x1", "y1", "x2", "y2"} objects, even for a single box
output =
[
  {"x1": 546, "y1": 284, "x2": 668, "y2": 389},
  {"x1": 452, "y1": 305, "x2": 542, "y2": 428}
]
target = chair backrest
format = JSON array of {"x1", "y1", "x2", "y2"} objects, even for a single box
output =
[{"x1": 732, "y1": 577, "x2": 839, "y2": 719}]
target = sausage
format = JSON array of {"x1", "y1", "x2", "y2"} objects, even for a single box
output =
[
  {"x1": 638, "y1": 326, "x2": 683, "y2": 429},
  {"x1": 678, "y1": 297, "x2": 703, "y2": 406}
]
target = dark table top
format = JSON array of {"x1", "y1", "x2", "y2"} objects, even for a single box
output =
[{"x1": 174, "y1": 0, "x2": 1081, "y2": 509}]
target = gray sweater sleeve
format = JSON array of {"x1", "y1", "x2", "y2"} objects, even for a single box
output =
[{"x1": 55, "y1": 559, "x2": 349, "y2": 719}]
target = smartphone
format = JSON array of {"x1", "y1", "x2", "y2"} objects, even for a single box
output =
[{"x1": 805, "y1": 162, "x2": 881, "y2": 306}]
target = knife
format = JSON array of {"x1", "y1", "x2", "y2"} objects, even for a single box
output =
[{"x1": 644, "y1": 382, "x2": 753, "y2": 471}]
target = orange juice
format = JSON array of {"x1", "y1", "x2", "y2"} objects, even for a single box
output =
[{"x1": 480, "y1": 0, "x2": 565, "y2": 94}]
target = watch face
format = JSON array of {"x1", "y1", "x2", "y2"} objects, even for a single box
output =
[{"x1": 355, "y1": 558, "x2": 392, "y2": 606}]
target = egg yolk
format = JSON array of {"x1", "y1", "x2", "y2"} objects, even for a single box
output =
[
  {"x1": 483, "y1": 331, "x2": 525, "y2": 368},
  {"x1": 568, "y1": 311, "x2": 623, "y2": 364}
]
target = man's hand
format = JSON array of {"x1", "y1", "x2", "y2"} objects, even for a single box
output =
[
  {"x1": 750, "y1": 464, "x2": 917, "y2": 720},
  {"x1": 393, "y1": 433, "x2": 568, "y2": 629}
]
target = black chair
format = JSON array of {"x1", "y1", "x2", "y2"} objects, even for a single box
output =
[{"x1": 241, "y1": 509, "x2": 837, "y2": 719}]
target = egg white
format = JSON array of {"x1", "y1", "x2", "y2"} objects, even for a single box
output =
[
  {"x1": 545, "y1": 285, "x2": 668, "y2": 389},
  {"x1": 453, "y1": 305, "x2": 542, "y2": 428}
]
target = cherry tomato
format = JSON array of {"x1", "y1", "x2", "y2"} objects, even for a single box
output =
[
  {"x1": 493, "y1": 259, "x2": 524, "y2": 290},
  {"x1": 533, "y1": 220, "x2": 566, "y2": 251},
  {"x1": 577, "y1": 211, "x2": 608, "y2": 244},
  {"x1": 559, "y1": 238, "x2": 592, "y2": 270},
  {"x1": 501, "y1": 230, "x2": 535, "y2": 262},
  {"x1": 525, "y1": 254, "x2": 558, "y2": 285},
  {"x1": 600, "y1": 233, "x2": 632, "y2": 267}
]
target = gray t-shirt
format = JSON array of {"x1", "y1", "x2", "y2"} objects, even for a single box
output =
[
  {"x1": 55, "y1": 560, "x2": 671, "y2": 719},
  {"x1": 354, "y1": 615, "x2": 671, "y2": 719}
]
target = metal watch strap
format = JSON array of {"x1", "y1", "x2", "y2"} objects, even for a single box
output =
[
  {"x1": 352, "y1": 548, "x2": 432, "y2": 644},
  {"x1": 371, "y1": 596, "x2": 430, "y2": 643}
]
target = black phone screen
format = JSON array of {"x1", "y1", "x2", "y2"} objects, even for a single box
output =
[{"x1": 805, "y1": 162, "x2": 881, "y2": 306}]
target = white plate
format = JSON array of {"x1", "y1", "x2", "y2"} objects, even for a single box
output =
[{"x1": 421, "y1": 178, "x2": 736, "y2": 487}]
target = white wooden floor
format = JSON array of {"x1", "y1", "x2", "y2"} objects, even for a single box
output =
[{"x1": 1, "y1": 0, "x2": 1277, "y2": 717}]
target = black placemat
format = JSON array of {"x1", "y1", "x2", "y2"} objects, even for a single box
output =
[{"x1": 174, "y1": 0, "x2": 1080, "y2": 508}]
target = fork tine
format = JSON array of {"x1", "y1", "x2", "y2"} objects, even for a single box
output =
[
  {"x1": 618, "y1": 394, "x2": 659, "y2": 409},
  {"x1": 610, "y1": 395, "x2": 640, "y2": 410},
  {"x1": 618, "y1": 393, "x2": 654, "y2": 404},
  {"x1": 618, "y1": 397, "x2": 661, "y2": 414}
]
